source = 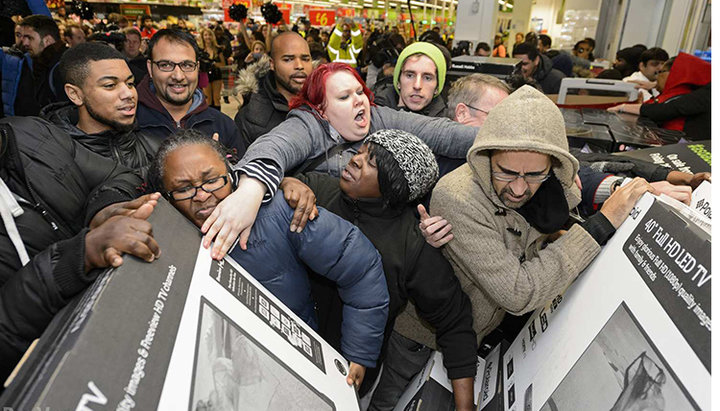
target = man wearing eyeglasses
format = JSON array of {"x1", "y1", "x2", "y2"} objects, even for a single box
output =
[
  {"x1": 136, "y1": 29, "x2": 246, "y2": 158},
  {"x1": 417, "y1": 86, "x2": 652, "y2": 344}
]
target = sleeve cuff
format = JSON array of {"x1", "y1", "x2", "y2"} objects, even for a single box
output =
[
  {"x1": 581, "y1": 212, "x2": 616, "y2": 246},
  {"x1": 52, "y1": 229, "x2": 92, "y2": 298},
  {"x1": 237, "y1": 159, "x2": 281, "y2": 203},
  {"x1": 593, "y1": 175, "x2": 624, "y2": 208},
  {"x1": 446, "y1": 362, "x2": 478, "y2": 380}
]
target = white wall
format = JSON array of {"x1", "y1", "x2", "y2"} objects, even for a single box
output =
[
  {"x1": 454, "y1": 0, "x2": 498, "y2": 45},
  {"x1": 528, "y1": 0, "x2": 602, "y2": 49},
  {"x1": 618, "y1": 0, "x2": 667, "y2": 48}
]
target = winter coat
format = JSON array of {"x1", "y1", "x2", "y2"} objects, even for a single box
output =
[
  {"x1": 233, "y1": 56, "x2": 290, "y2": 147},
  {"x1": 399, "y1": 87, "x2": 612, "y2": 345},
  {"x1": 135, "y1": 76, "x2": 247, "y2": 158},
  {"x1": 533, "y1": 53, "x2": 566, "y2": 94},
  {"x1": 238, "y1": 104, "x2": 478, "y2": 178},
  {"x1": 228, "y1": 192, "x2": 389, "y2": 368},
  {"x1": 372, "y1": 76, "x2": 448, "y2": 118},
  {"x1": 640, "y1": 53, "x2": 711, "y2": 140},
  {"x1": 42, "y1": 102, "x2": 164, "y2": 169},
  {"x1": 0, "y1": 47, "x2": 30, "y2": 117},
  {"x1": 298, "y1": 172, "x2": 477, "y2": 385},
  {"x1": 0, "y1": 116, "x2": 143, "y2": 381}
]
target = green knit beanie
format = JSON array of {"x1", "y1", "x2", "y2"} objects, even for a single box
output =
[{"x1": 393, "y1": 42, "x2": 447, "y2": 97}]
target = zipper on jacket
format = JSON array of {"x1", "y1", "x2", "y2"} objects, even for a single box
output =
[
  {"x1": 351, "y1": 200, "x2": 360, "y2": 226},
  {"x1": 110, "y1": 138, "x2": 121, "y2": 163}
]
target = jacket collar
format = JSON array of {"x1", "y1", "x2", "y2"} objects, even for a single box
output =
[
  {"x1": 261, "y1": 72, "x2": 290, "y2": 112},
  {"x1": 137, "y1": 75, "x2": 208, "y2": 124},
  {"x1": 338, "y1": 190, "x2": 404, "y2": 219},
  {"x1": 42, "y1": 101, "x2": 137, "y2": 143}
]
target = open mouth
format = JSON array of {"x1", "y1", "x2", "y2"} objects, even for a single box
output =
[
  {"x1": 195, "y1": 206, "x2": 216, "y2": 219},
  {"x1": 118, "y1": 104, "x2": 136, "y2": 115},
  {"x1": 354, "y1": 109, "x2": 368, "y2": 127}
]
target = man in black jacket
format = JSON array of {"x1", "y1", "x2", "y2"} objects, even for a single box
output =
[
  {"x1": 15, "y1": 14, "x2": 67, "y2": 115},
  {"x1": 234, "y1": 31, "x2": 313, "y2": 147},
  {"x1": 0, "y1": 117, "x2": 161, "y2": 383},
  {"x1": 43, "y1": 41, "x2": 162, "y2": 168},
  {"x1": 135, "y1": 29, "x2": 245, "y2": 158},
  {"x1": 282, "y1": 130, "x2": 477, "y2": 411},
  {"x1": 513, "y1": 42, "x2": 566, "y2": 94}
]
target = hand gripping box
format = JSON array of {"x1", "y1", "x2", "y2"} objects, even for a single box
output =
[
  {"x1": 501, "y1": 193, "x2": 710, "y2": 411},
  {"x1": 1, "y1": 200, "x2": 360, "y2": 411}
]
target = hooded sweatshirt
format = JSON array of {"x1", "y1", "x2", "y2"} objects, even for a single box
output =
[
  {"x1": 533, "y1": 53, "x2": 566, "y2": 95},
  {"x1": 641, "y1": 53, "x2": 711, "y2": 139},
  {"x1": 396, "y1": 86, "x2": 615, "y2": 344}
]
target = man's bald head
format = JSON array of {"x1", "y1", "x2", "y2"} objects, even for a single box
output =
[{"x1": 270, "y1": 31, "x2": 308, "y2": 59}]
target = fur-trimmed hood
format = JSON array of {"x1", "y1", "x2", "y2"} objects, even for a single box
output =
[{"x1": 234, "y1": 54, "x2": 272, "y2": 96}]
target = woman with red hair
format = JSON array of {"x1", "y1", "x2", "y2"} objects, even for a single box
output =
[{"x1": 200, "y1": 62, "x2": 478, "y2": 260}]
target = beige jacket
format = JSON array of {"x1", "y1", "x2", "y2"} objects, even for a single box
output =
[{"x1": 395, "y1": 86, "x2": 602, "y2": 346}]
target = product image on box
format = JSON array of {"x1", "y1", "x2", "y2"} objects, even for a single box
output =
[
  {"x1": 538, "y1": 303, "x2": 697, "y2": 411},
  {"x1": 189, "y1": 299, "x2": 335, "y2": 411}
]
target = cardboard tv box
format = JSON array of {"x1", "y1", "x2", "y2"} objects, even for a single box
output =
[
  {"x1": 1, "y1": 200, "x2": 361, "y2": 411},
  {"x1": 393, "y1": 341, "x2": 506, "y2": 411}
]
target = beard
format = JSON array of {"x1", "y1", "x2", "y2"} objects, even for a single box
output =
[
  {"x1": 499, "y1": 185, "x2": 532, "y2": 209},
  {"x1": 85, "y1": 101, "x2": 137, "y2": 133},
  {"x1": 275, "y1": 74, "x2": 305, "y2": 96}
]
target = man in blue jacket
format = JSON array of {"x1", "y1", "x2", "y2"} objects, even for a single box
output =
[
  {"x1": 135, "y1": 29, "x2": 246, "y2": 158},
  {"x1": 147, "y1": 128, "x2": 389, "y2": 388}
]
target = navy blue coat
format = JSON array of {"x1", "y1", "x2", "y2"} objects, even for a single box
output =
[{"x1": 229, "y1": 193, "x2": 389, "y2": 368}]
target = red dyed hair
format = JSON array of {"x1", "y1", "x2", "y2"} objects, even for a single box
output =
[{"x1": 289, "y1": 62, "x2": 375, "y2": 112}]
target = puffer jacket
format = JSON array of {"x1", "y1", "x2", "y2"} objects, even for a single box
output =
[
  {"x1": 233, "y1": 56, "x2": 290, "y2": 147},
  {"x1": 42, "y1": 102, "x2": 164, "y2": 169},
  {"x1": 298, "y1": 172, "x2": 476, "y2": 388},
  {"x1": 0, "y1": 117, "x2": 143, "y2": 381},
  {"x1": 238, "y1": 104, "x2": 478, "y2": 178},
  {"x1": 372, "y1": 76, "x2": 448, "y2": 118},
  {"x1": 135, "y1": 76, "x2": 247, "y2": 158},
  {"x1": 401, "y1": 87, "x2": 612, "y2": 345},
  {"x1": 228, "y1": 192, "x2": 389, "y2": 368}
]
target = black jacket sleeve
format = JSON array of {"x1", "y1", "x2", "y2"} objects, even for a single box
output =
[
  {"x1": 406, "y1": 240, "x2": 477, "y2": 380},
  {"x1": 640, "y1": 84, "x2": 711, "y2": 123},
  {"x1": 0, "y1": 229, "x2": 105, "y2": 381}
]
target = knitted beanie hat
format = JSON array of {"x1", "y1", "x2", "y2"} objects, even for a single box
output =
[
  {"x1": 393, "y1": 42, "x2": 447, "y2": 97},
  {"x1": 365, "y1": 129, "x2": 439, "y2": 202}
]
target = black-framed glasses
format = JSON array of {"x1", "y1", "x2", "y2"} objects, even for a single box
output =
[
  {"x1": 465, "y1": 103, "x2": 490, "y2": 115},
  {"x1": 167, "y1": 175, "x2": 228, "y2": 201},
  {"x1": 491, "y1": 171, "x2": 550, "y2": 184},
  {"x1": 152, "y1": 60, "x2": 198, "y2": 72}
]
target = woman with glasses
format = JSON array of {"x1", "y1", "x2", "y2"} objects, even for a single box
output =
[{"x1": 198, "y1": 62, "x2": 479, "y2": 260}]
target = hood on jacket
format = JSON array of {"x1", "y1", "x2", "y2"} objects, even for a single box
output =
[
  {"x1": 466, "y1": 85, "x2": 580, "y2": 209},
  {"x1": 533, "y1": 53, "x2": 555, "y2": 82},
  {"x1": 234, "y1": 54, "x2": 272, "y2": 97},
  {"x1": 41, "y1": 101, "x2": 84, "y2": 135},
  {"x1": 657, "y1": 52, "x2": 711, "y2": 103}
]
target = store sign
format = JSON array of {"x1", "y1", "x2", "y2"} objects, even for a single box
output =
[
  {"x1": 309, "y1": 9, "x2": 336, "y2": 26},
  {"x1": 276, "y1": 2, "x2": 292, "y2": 25},
  {"x1": 119, "y1": 4, "x2": 151, "y2": 19},
  {"x1": 336, "y1": 7, "x2": 355, "y2": 17}
]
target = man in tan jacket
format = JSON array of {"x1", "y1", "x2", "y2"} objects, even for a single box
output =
[{"x1": 400, "y1": 85, "x2": 653, "y2": 345}]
